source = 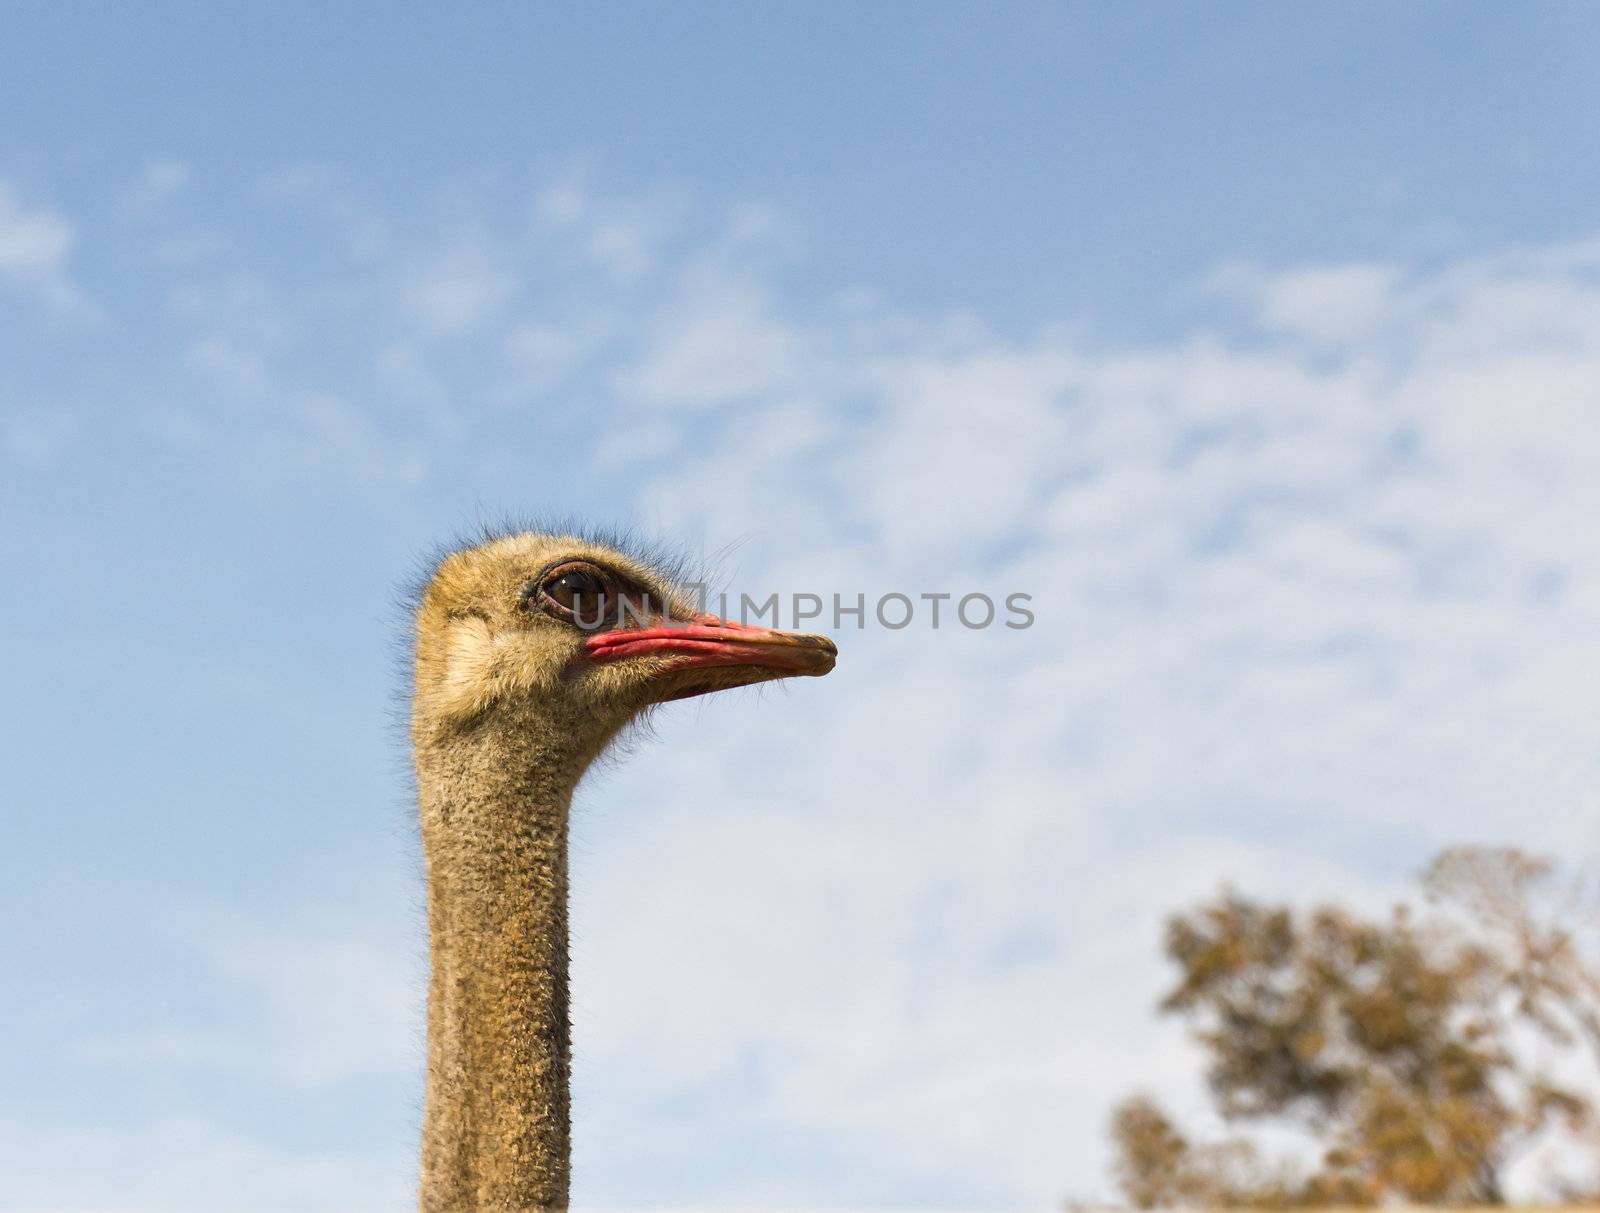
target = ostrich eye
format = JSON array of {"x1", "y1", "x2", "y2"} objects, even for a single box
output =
[{"x1": 534, "y1": 563, "x2": 617, "y2": 629}]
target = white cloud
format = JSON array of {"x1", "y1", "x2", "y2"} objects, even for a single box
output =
[
  {"x1": 76, "y1": 891, "x2": 424, "y2": 1089},
  {"x1": 119, "y1": 159, "x2": 191, "y2": 220},
  {"x1": 186, "y1": 334, "x2": 269, "y2": 393},
  {"x1": 569, "y1": 228, "x2": 1600, "y2": 1205},
  {"x1": 39, "y1": 171, "x2": 1600, "y2": 1206},
  {"x1": 0, "y1": 181, "x2": 87, "y2": 312},
  {"x1": 531, "y1": 162, "x2": 687, "y2": 278},
  {"x1": 286, "y1": 392, "x2": 429, "y2": 485},
  {"x1": 261, "y1": 164, "x2": 390, "y2": 259},
  {"x1": 0, "y1": 183, "x2": 73, "y2": 273},
  {"x1": 615, "y1": 267, "x2": 808, "y2": 409},
  {"x1": 503, "y1": 319, "x2": 591, "y2": 389},
  {"x1": 3, "y1": 404, "x2": 78, "y2": 464},
  {"x1": 0, "y1": 1116, "x2": 411, "y2": 1213},
  {"x1": 401, "y1": 236, "x2": 519, "y2": 336},
  {"x1": 1212, "y1": 260, "x2": 1401, "y2": 345}
]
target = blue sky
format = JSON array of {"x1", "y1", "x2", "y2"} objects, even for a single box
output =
[{"x1": 3, "y1": 5, "x2": 1600, "y2": 1210}]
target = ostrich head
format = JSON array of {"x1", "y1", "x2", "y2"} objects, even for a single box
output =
[{"x1": 411, "y1": 530, "x2": 836, "y2": 759}]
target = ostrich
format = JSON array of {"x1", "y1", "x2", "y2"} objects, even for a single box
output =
[{"x1": 409, "y1": 529, "x2": 836, "y2": 1211}]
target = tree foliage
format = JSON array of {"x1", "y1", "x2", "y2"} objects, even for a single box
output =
[
  {"x1": 1111, "y1": 1094, "x2": 1296, "y2": 1209},
  {"x1": 1110, "y1": 847, "x2": 1598, "y2": 1207},
  {"x1": 1425, "y1": 846, "x2": 1600, "y2": 1070}
]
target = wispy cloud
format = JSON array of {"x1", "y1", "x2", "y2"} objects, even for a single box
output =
[
  {"x1": 75, "y1": 893, "x2": 423, "y2": 1088},
  {"x1": 3, "y1": 404, "x2": 79, "y2": 464},
  {"x1": 574, "y1": 207, "x2": 1600, "y2": 1205},
  {"x1": 118, "y1": 159, "x2": 191, "y2": 221},
  {"x1": 0, "y1": 1115, "x2": 411, "y2": 1213},
  {"x1": 20, "y1": 169, "x2": 1600, "y2": 1208},
  {"x1": 614, "y1": 266, "x2": 810, "y2": 410},
  {"x1": 400, "y1": 234, "x2": 520, "y2": 337},
  {"x1": 0, "y1": 181, "x2": 90, "y2": 314}
]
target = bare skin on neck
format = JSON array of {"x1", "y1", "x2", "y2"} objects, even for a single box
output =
[{"x1": 410, "y1": 533, "x2": 836, "y2": 1211}]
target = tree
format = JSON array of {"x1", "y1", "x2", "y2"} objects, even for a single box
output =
[
  {"x1": 1424, "y1": 846, "x2": 1600, "y2": 1069},
  {"x1": 1110, "y1": 850, "x2": 1597, "y2": 1207},
  {"x1": 1111, "y1": 1094, "x2": 1293, "y2": 1209},
  {"x1": 1110, "y1": 1096, "x2": 1196, "y2": 1209}
]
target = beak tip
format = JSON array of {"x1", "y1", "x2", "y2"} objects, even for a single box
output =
[{"x1": 801, "y1": 632, "x2": 838, "y2": 670}]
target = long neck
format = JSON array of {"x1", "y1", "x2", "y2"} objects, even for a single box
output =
[{"x1": 415, "y1": 709, "x2": 585, "y2": 1212}]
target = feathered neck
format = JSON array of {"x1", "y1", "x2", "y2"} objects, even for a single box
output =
[{"x1": 414, "y1": 705, "x2": 588, "y2": 1212}]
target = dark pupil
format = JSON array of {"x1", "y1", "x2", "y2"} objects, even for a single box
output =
[{"x1": 546, "y1": 570, "x2": 611, "y2": 625}]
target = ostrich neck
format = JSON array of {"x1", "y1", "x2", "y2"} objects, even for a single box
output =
[{"x1": 415, "y1": 711, "x2": 588, "y2": 1212}]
